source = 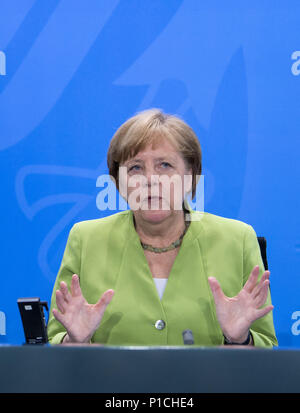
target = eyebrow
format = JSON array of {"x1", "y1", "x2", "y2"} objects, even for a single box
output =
[{"x1": 126, "y1": 156, "x2": 176, "y2": 164}]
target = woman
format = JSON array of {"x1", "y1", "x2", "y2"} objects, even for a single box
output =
[{"x1": 47, "y1": 109, "x2": 278, "y2": 347}]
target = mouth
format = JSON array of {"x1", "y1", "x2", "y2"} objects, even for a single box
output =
[{"x1": 145, "y1": 195, "x2": 162, "y2": 202}]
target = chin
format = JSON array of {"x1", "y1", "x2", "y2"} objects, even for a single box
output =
[{"x1": 138, "y1": 208, "x2": 172, "y2": 223}]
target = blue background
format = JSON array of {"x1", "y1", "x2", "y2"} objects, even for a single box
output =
[{"x1": 0, "y1": 0, "x2": 299, "y2": 346}]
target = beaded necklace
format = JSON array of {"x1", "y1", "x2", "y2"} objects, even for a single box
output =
[{"x1": 139, "y1": 210, "x2": 190, "y2": 253}]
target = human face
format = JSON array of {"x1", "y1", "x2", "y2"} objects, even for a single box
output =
[{"x1": 120, "y1": 139, "x2": 192, "y2": 223}]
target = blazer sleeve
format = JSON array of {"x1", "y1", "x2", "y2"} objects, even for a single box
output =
[
  {"x1": 47, "y1": 223, "x2": 81, "y2": 344},
  {"x1": 242, "y1": 224, "x2": 278, "y2": 347}
]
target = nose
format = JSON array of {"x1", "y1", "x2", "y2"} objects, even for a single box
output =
[
  {"x1": 143, "y1": 164, "x2": 158, "y2": 186},
  {"x1": 142, "y1": 164, "x2": 160, "y2": 200}
]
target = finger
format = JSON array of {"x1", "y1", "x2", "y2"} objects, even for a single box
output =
[
  {"x1": 254, "y1": 280, "x2": 270, "y2": 308},
  {"x1": 255, "y1": 305, "x2": 274, "y2": 320},
  {"x1": 70, "y1": 274, "x2": 82, "y2": 297},
  {"x1": 207, "y1": 277, "x2": 226, "y2": 303},
  {"x1": 243, "y1": 265, "x2": 260, "y2": 293},
  {"x1": 60, "y1": 281, "x2": 72, "y2": 303},
  {"x1": 95, "y1": 289, "x2": 115, "y2": 314},
  {"x1": 56, "y1": 290, "x2": 67, "y2": 313},
  {"x1": 52, "y1": 308, "x2": 65, "y2": 325},
  {"x1": 252, "y1": 271, "x2": 270, "y2": 299}
]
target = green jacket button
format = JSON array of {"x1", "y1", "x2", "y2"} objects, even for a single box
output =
[{"x1": 155, "y1": 320, "x2": 166, "y2": 330}]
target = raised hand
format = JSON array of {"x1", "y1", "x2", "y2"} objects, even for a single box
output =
[
  {"x1": 52, "y1": 274, "x2": 114, "y2": 343},
  {"x1": 208, "y1": 265, "x2": 274, "y2": 344}
]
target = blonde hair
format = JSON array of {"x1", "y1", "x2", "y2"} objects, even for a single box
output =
[{"x1": 107, "y1": 109, "x2": 202, "y2": 199}]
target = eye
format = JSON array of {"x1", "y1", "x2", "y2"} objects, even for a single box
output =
[
  {"x1": 128, "y1": 164, "x2": 141, "y2": 172},
  {"x1": 161, "y1": 162, "x2": 172, "y2": 168}
]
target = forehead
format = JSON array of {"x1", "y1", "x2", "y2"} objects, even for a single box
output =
[{"x1": 126, "y1": 140, "x2": 180, "y2": 161}]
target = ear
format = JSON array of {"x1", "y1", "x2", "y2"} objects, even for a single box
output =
[
  {"x1": 183, "y1": 168, "x2": 193, "y2": 196},
  {"x1": 117, "y1": 166, "x2": 128, "y2": 199}
]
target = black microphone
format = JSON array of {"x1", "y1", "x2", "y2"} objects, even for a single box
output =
[
  {"x1": 17, "y1": 297, "x2": 49, "y2": 344},
  {"x1": 182, "y1": 329, "x2": 194, "y2": 345}
]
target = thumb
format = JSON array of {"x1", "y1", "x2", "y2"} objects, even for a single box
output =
[
  {"x1": 95, "y1": 289, "x2": 115, "y2": 311},
  {"x1": 207, "y1": 277, "x2": 226, "y2": 303}
]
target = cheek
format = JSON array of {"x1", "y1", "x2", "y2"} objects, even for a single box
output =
[
  {"x1": 173, "y1": 173, "x2": 186, "y2": 192},
  {"x1": 160, "y1": 175, "x2": 185, "y2": 205}
]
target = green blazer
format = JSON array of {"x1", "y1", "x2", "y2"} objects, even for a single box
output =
[{"x1": 47, "y1": 206, "x2": 278, "y2": 347}]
